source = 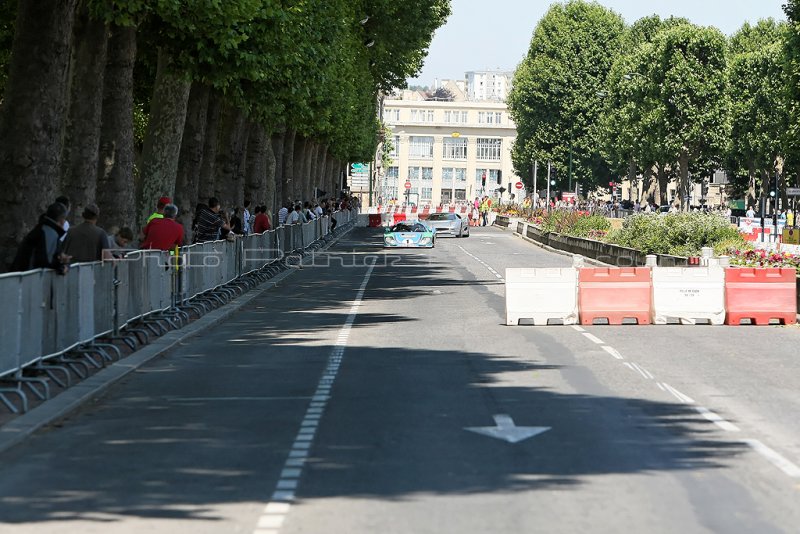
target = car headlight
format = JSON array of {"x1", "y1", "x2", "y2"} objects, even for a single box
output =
[
  {"x1": 385, "y1": 236, "x2": 396, "y2": 244},
  {"x1": 419, "y1": 237, "x2": 431, "y2": 245}
]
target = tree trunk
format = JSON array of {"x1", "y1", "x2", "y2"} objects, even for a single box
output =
[
  {"x1": 292, "y1": 136, "x2": 307, "y2": 201},
  {"x1": 270, "y1": 131, "x2": 284, "y2": 213},
  {"x1": 137, "y1": 48, "x2": 191, "y2": 226},
  {"x1": 747, "y1": 161, "x2": 757, "y2": 210},
  {"x1": 282, "y1": 130, "x2": 296, "y2": 204},
  {"x1": 197, "y1": 92, "x2": 221, "y2": 204},
  {"x1": 0, "y1": 0, "x2": 78, "y2": 269},
  {"x1": 316, "y1": 144, "x2": 328, "y2": 198},
  {"x1": 244, "y1": 122, "x2": 267, "y2": 204},
  {"x1": 760, "y1": 168, "x2": 770, "y2": 217},
  {"x1": 96, "y1": 24, "x2": 137, "y2": 233},
  {"x1": 213, "y1": 103, "x2": 248, "y2": 210},
  {"x1": 60, "y1": 1, "x2": 108, "y2": 225},
  {"x1": 302, "y1": 140, "x2": 316, "y2": 201},
  {"x1": 678, "y1": 152, "x2": 690, "y2": 212},
  {"x1": 264, "y1": 134, "x2": 276, "y2": 215},
  {"x1": 175, "y1": 82, "x2": 210, "y2": 212},
  {"x1": 656, "y1": 163, "x2": 669, "y2": 206},
  {"x1": 641, "y1": 165, "x2": 655, "y2": 204}
]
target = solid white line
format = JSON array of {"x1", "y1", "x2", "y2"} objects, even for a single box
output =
[
  {"x1": 694, "y1": 407, "x2": 740, "y2": 432},
  {"x1": 253, "y1": 263, "x2": 375, "y2": 534},
  {"x1": 582, "y1": 332, "x2": 604, "y2": 345},
  {"x1": 600, "y1": 345, "x2": 623, "y2": 360},
  {"x1": 743, "y1": 439, "x2": 800, "y2": 478}
]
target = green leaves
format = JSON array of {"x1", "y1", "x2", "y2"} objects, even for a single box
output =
[{"x1": 508, "y1": 0, "x2": 624, "y2": 190}]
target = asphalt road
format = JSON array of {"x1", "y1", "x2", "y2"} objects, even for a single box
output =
[{"x1": 1, "y1": 225, "x2": 799, "y2": 533}]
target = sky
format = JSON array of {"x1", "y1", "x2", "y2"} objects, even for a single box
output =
[{"x1": 409, "y1": 0, "x2": 788, "y2": 85}]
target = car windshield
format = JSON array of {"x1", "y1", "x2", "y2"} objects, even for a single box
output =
[
  {"x1": 427, "y1": 213, "x2": 453, "y2": 221},
  {"x1": 392, "y1": 223, "x2": 427, "y2": 232}
]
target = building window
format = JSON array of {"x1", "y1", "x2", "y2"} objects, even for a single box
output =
[
  {"x1": 442, "y1": 137, "x2": 468, "y2": 160},
  {"x1": 421, "y1": 187, "x2": 433, "y2": 200},
  {"x1": 427, "y1": 110, "x2": 434, "y2": 122},
  {"x1": 442, "y1": 167, "x2": 454, "y2": 182},
  {"x1": 475, "y1": 168, "x2": 500, "y2": 187},
  {"x1": 462, "y1": 111, "x2": 468, "y2": 123},
  {"x1": 386, "y1": 186, "x2": 398, "y2": 199},
  {"x1": 495, "y1": 112, "x2": 502, "y2": 124},
  {"x1": 408, "y1": 136, "x2": 434, "y2": 159},
  {"x1": 422, "y1": 167, "x2": 433, "y2": 180},
  {"x1": 410, "y1": 109, "x2": 434, "y2": 123},
  {"x1": 386, "y1": 166, "x2": 399, "y2": 180},
  {"x1": 386, "y1": 108, "x2": 400, "y2": 123},
  {"x1": 455, "y1": 168, "x2": 467, "y2": 182},
  {"x1": 445, "y1": 111, "x2": 469, "y2": 124},
  {"x1": 454, "y1": 189, "x2": 467, "y2": 200},
  {"x1": 476, "y1": 138, "x2": 501, "y2": 161},
  {"x1": 408, "y1": 166, "x2": 421, "y2": 181},
  {"x1": 389, "y1": 136, "x2": 400, "y2": 159}
]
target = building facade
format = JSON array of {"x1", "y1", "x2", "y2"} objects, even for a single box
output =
[
  {"x1": 379, "y1": 96, "x2": 522, "y2": 207},
  {"x1": 465, "y1": 71, "x2": 514, "y2": 102}
]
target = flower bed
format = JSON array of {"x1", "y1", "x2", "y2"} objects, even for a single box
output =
[{"x1": 726, "y1": 249, "x2": 800, "y2": 269}]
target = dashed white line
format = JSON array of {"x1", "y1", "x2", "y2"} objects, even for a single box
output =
[
  {"x1": 571, "y1": 325, "x2": 585, "y2": 332},
  {"x1": 600, "y1": 345, "x2": 624, "y2": 360},
  {"x1": 660, "y1": 382, "x2": 695, "y2": 404},
  {"x1": 694, "y1": 407, "x2": 740, "y2": 432},
  {"x1": 582, "y1": 332, "x2": 604, "y2": 345},
  {"x1": 252, "y1": 262, "x2": 375, "y2": 534},
  {"x1": 458, "y1": 245, "x2": 505, "y2": 282},
  {"x1": 743, "y1": 439, "x2": 800, "y2": 478}
]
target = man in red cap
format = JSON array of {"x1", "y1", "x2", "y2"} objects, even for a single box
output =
[
  {"x1": 147, "y1": 196, "x2": 172, "y2": 224},
  {"x1": 141, "y1": 204, "x2": 184, "y2": 251}
]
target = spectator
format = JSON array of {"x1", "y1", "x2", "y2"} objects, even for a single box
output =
[
  {"x1": 242, "y1": 200, "x2": 252, "y2": 234},
  {"x1": 106, "y1": 226, "x2": 134, "y2": 258},
  {"x1": 193, "y1": 197, "x2": 229, "y2": 243},
  {"x1": 278, "y1": 203, "x2": 290, "y2": 226},
  {"x1": 55, "y1": 195, "x2": 71, "y2": 241},
  {"x1": 147, "y1": 196, "x2": 171, "y2": 223},
  {"x1": 230, "y1": 207, "x2": 243, "y2": 234},
  {"x1": 253, "y1": 205, "x2": 271, "y2": 233},
  {"x1": 142, "y1": 204, "x2": 184, "y2": 250},
  {"x1": 63, "y1": 204, "x2": 112, "y2": 263},
  {"x1": 303, "y1": 201, "x2": 317, "y2": 220},
  {"x1": 11, "y1": 202, "x2": 71, "y2": 274},
  {"x1": 314, "y1": 202, "x2": 323, "y2": 219},
  {"x1": 746, "y1": 205, "x2": 756, "y2": 218},
  {"x1": 287, "y1": 204, "x2": 306, "y2": 225}
]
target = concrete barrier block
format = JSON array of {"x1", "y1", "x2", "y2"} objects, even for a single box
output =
[
  {"x1": 505, "y1": 268, "x2": 579, "y2": 326},
  {"x1": 652, "y1": 266, "x2": 726, "y2": 325}
]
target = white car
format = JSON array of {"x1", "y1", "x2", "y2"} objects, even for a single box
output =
[{"x1": 424, "y1": 212, "x2": 470, "y2": 238}]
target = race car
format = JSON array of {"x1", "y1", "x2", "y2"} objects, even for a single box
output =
[{"x1": 383, "y1": 221, "x2": 436, "y2": 248}]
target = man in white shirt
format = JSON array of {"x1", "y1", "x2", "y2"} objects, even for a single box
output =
[
  {"x1": 746, "y1": 206, "x2": 756, "y2": 218},
  {"x1": 286, "y1": 205, "x2": 307, "y2": 225},
  {"x1": 278, "y1": 203, "x2": 290, "y2": 225},
  {"x1": 314, "y1": 202, "x2": 324, "y2": 218},
  {"x1": 242, "y1": 200, "x2": 252, "y2": 234}
]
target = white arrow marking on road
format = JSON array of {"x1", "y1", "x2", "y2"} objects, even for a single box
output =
[{"x1": 465, "y1": 414, "x2": 551, "y2": 444}]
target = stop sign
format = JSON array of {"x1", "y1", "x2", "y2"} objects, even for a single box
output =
[
  {"x1": 515, "y1": 181, "x2": 524, "y2": 190},
  {"x1": 404, "y1": 181, "x2": 412, "y2": 190}
]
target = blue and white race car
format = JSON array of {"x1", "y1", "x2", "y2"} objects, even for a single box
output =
[{"x1": 383, "y1": 221, "x2": 436, "y2": 248}]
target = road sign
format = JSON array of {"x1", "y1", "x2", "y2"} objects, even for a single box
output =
[
  {"x1": 787, "y1": 187, "x2": 800, "y2": 196},
  {"x1": 404, "y1": 181, "x2": 412, "y2": 190},
  {"x1": 464, "y1": 414, "x2": 551, "y2": 444},
  {"x1": 515, "y1": 181, "x2": 524, "y2": 190}
]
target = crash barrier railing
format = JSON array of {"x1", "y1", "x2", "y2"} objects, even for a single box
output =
[{"x1": 0, "y1": 210, "x2": 357, "y2": 413}]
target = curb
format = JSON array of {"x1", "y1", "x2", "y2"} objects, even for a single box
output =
[{"x1": 0, "y1": 223, "x2": 357, "y2": 455}]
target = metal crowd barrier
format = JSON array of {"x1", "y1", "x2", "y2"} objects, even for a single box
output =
[{"x1": 0, "y1": 209, "x2": 356, "y2": 413}]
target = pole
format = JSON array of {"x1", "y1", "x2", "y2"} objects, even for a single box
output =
[
  {"x1": 532, "y1": 161, "x2": 538, "y2": 206},
  {"x1": 546, "y1": 162, "x2": 552, "y2": 212},
  {"x1": 568, "y1": 139, "x2": 573, "y2": 193},
  {"x1": 775, "y1": 172, "x2": 779, "y2": 241}
]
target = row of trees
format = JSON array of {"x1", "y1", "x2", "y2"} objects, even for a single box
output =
[
  {"x1": 0, "y1": 0, "x2": 451, "y2": 269},
  {"x1": 508, "y1": 0, "x2": 800, "y2": 211}
]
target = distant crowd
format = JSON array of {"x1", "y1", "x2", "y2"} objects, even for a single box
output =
[{"x1": 12, "y1": 195, "x2": 359, "y2": 275}]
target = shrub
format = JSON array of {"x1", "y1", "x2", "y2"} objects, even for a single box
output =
[{"x1": 605, "y1": 212, "x2": 745, "y2": 256}]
